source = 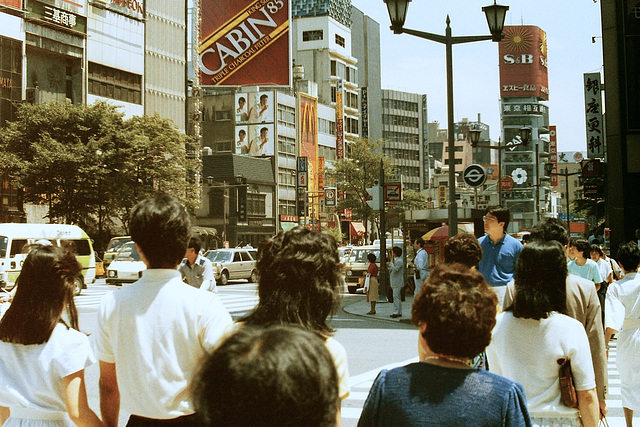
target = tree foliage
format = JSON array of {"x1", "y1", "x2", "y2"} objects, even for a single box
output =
[{"x1": 0, "y1": 102, "x2": 199, "y2": 246}]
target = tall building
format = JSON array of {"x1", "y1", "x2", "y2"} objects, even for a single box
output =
[
  {"x1": 553, "y1": 151, "x2": 585, "y2": 223},
  {"x1": 351, "y1": 6, "x2": 381, "y2": 142},
  {"x1": 381, "y1": 89, "x2": 426, "y2": 191}
]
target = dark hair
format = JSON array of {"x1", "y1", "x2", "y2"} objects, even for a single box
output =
[
  {"x1": 188, "y1": 237, "x2": 202, "y2": 253},
  {"x1": 260, "y1": 94, "x2": 268, "y2": 101},
  {"x1": 392, "y1": 246, "x2": 402, "y2": 257},
  {"x1": 411, "y1": 263, "x2": 498, "y2": 358},
  {"x1": 130, "y1": 194, "x2": 191, "y2": 268},
  {"x1": 239, "y1": 129, "x2": 246, "y2": 136},
  {"x1": 240, "y1": 227, "x2": 342, "y2": 336},
  {"x1": 193, "y1": 325, "x2": 339, "y2": 427},
  {"x1": 238, "y1": 96, "x2": 246, "y2": 103},
  {"x1": 367, "y1": 252, "x2": 377, "y2": 263},
  {"x1": 509, "y1": 240, "x2": 567, "y2": 320},
  {"x1": 443, "y1": 234, "x2": 482, "y2": 268},
  {"x1": 260, "y1": 127, "x2": 268, "y2": 134},
  {"x1": 590, "y1": 244, "x2": 603, "y2": 257},
  {"x1": 617, "y1": 242, "x2": 640, "y2": 272},
  {"x1": 530, "y1": 218, "x2": 569, "y2": 246},
  {"x1": 0, "y1": 245, "x2": 82, "y2": 345},
  {"x1": 486, "y1": 205, "x2": 510, "y2": 230},
  {"x1": 415, "y1": 237, "x2": 425, "y2": 247},
  {"x1": 572, "y1": 239, "x2": 591, "y2": 260}
]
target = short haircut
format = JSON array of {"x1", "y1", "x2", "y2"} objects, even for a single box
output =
[
  {"x1": 617, "y1": 242, "x2": 640, "y2": 272},
  {"x1": 573, "y1": 239, "x2": 591, "y2": 260},
  {"x1": 485, "y1": 205, "x2": 510, "y2": 230},
  {"x1": 130, "y1": 194, "x2": 191, "y2": 268},
  {"x1": 392, "y1": 246, "x2": 402, "y2": 257},
  {"x1": 239, "y1": 129, "x2": 246, "y2": 136},
  {"x1": 443, "y1": 234, "x2": 482, "y2": 268},
  {"x1": 238, "y1": 96, "x2": 246, "y2": 103},
  {"x1": 188, "y1": 237, "x2": 202, "y2": 253},
  {"x1": 590, "y1": 244, "x2": 603, "y2": 257},
  {"x1": 0, "y1": 245, "x2": 81, "y2": 345},
  {"x1": 509, "y1": 240, "x2": 567, "y2": 320},
  {"x1": 530, "y1": 218, "x2": 569, "y2": 246},
  {"x1": 367, "y1": 252, "x2": 377, "y2": 263},
  {"x1": 415, "y1": 237, "x2": 425, "y2": 247},
  {"x1": 260, "y1": 94, "x2": 268, "y2": 101},
  {"x1": 240, "y1": 227, "x2": 342, "y2": 336},
  {"x1": 411, "y1": 263, "x2": 498, "y2": 359},
  {"x1": 260, "y1": 127, "x2": 268, "y2": 134},
  {"x1": 193, "y1": 325, "x2": 339, "y2": 427}
]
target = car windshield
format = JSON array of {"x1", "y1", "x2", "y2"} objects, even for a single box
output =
[
  {"x1": 0, "y1": 236, "x2": 6, "y2": 258},
  {"x1": 206, "y1": 251, "x2": 233, "y2": 263},
  {"x1": 114, "y1": 243, "x2": 141, "y2": 261},
  {"x1": 349, "y1": 249, "x2": 380, "y2": 263},
  {"x1": 106, "y1": 237, "x2": 131, "y2": 252}
]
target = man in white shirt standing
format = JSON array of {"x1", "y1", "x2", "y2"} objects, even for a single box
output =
[
  {"x1": 97, "y1": 194, "x2": 232, "y2": 426},
  {"x1": 179, "y1": 237, "x2": 216, "y2": 293},
  {"x1": 409, "y1": 237, "x2": 428, "y2": 296}
]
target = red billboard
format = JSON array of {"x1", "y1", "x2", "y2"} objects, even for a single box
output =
[
  {"x1": 1, "y1": 0, "x2": 21, "y2": 8},
  {"x1": 199, "y1": 0, "x2": 290, "y2": 86},
  {"x1": 300, "y1": 93, "x2": 318, "y2": 195},
  {"x1": 499, "y1": 26, "x2": 549, "y2": 100}
]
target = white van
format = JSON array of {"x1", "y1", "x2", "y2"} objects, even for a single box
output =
[{"x1": 0, "y1": 224, "x2": 96, "y2": 295}]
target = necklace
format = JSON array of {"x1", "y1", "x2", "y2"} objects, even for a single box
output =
[{"x1": 423, "y1": 355, "x2": 472, "y2": 367}]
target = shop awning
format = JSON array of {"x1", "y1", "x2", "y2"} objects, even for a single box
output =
[
  {"x1": 280, "y1": 221, "x2": 298, "y2": 231},
  {"x1": 191, "y1": 226, "x2": 217, "y2": 237},
  {"x1": 350, "y1": 221, "x2": 365, "y2": 235}
]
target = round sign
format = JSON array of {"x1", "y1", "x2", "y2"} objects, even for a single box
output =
[
  {"x1": 463, "y1": 164, "x2": 487, "y2": 187},
  {"x1": 325, "y1": 189, "x2": 335, "y2": 200},
  {"x1": 501, "y1": 176, "x2": 514, "y2": 191}
]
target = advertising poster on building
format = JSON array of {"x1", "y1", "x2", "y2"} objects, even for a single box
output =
[
  {"x1": 503, "y1": 127, "x2": 532, "y2": 154},
  {"x1": 549, "y1": 125, "x2": 558, "y2": 186},
  {"x1": 235, "y1": 91, "x2": 274, "y2": 124},
  {"x1": 499, "y1": 26, "x2": 549, "y2": 100},
  {"x1": 199, "y1": 0, "x2": 291, "y2": 87},
  {"x1": 336, "y1": 80, "x2": 345, "y2": 159},
  {"x1": 1, "y1": 0, "x2": 21, "y2": 9},
  {"x1": 236, "y1": 124, "x2": 274, "y2": 156},
  {"x1": 300, "y1": 93, "x2": 318, "y2": 195},
  {"x1": 583, "y1": 73, "x2": 604, "y2": 159}
]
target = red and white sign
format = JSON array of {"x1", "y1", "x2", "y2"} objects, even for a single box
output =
[
  {"x1": 501, "y1": 176, "x2": 514, "y2": 191},
  {"x1": 499, "y1": 26, "x2": 549, "y2": 100},
  {"x1": 279, "y1": 215, "x2": 298, "y2": 222},
  {"x1": 385, "y1": 184, "x2": 402, "y2": 202},
  {"x1": 199, "y1": 0, "x2": 290, "y2": 86}
]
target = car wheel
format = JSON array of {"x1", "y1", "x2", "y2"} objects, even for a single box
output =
[
  {"x1": 73, "y1": 276, "x2": 83, "y2": 296},
  {"x1": 219, "y1": 271, "x2": 229, "y2": 286},
  {"x1": 249, "y1": 269, "x2": 257, "y2": 283}
]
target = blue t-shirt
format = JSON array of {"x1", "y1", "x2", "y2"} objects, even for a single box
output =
[
  {"x1": 358, "y1": 362, "x2": 531, "y2": 427},
  {"x1": 478, "y1": 234, "x2": 523, "y2": 288}
]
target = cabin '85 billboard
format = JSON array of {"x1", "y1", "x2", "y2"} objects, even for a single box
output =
[{"x1": 198, "y1": 0, "x2": 290, "y2": 86}]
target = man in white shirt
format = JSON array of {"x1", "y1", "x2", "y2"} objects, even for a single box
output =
[
  {"x1": 97, "y1": 194, "x2": 232, "y2": 426},
  {"x1": 408, "y1": 237, "x2": 428, "y2": 296},
  {"x1": 179, "y1": 237, "x2": 216, "y2": 293}
]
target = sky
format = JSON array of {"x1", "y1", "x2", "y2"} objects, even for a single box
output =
[{"x1": 349, "y1": 0, "x2": 604, "y2": 153}]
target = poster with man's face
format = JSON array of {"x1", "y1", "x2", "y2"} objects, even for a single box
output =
[
  {"x1": 248, "y1": 91, "x2": 274, "y2": 124},
  {"x1": 236, "y1": 124, "x2": 274, "y2": 157},
  {"x1": 235, "y1": 93, "x2": 249, "y2": 124}
]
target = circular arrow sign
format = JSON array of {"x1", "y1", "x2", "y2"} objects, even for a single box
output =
[
  {"x1": 501, "y1": 176, "x2": 514, "y2": 190},
  {"x1": 463, "y1": 164, "x2": 487, "y2": 187}
]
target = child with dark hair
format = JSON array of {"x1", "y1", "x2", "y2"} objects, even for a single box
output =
[
  {"x1": 568, "y1": 239, "x2": 602, "y2": 285},
  {"x1": 0, "y1": 245, "x2": 102, "y2": 426},
  {"x1": 193, "y1": 325, "x2": 340, "y2": 427}
]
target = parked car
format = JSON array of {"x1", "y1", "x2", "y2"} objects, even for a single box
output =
[
  {"x1": 95, "y1": 253, "x2": 105, "y2": 278},
  {"x1": 344, "y1": 245, "x2": 393, "y2": 294},
  {"x1": 103, "y1": 236, "x2": 131, "y2": 269},
  {"x1": 105, "y1": 242, "x2": 146, "y2": 286},
  {"x1": 205, "y1": 248, "x2": 258, "y2": 285},
  {"x1": 338, "y1": 246, "x2": 352, "y2": 263}
]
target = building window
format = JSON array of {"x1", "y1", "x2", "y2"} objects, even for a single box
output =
[
  {"x1": 319, "y1": 118, "x2": 336, "y2": 136},
  {"x1": 279, "y1": 199, "x2": 296, "y2": 216},
  {"x1": 331, "y1": 86, "x2": 337, "y2": 103},
  {"x1": 247, "y1": 193, "x2": 266, "y2": 216},
  {"x1": 215, "y1": 110, "x2": 232, "y2": 121},
  {"x1": 277, "y1": 135, "x2": 296, "y2": 156},
  {"x1": 214, "y1": 141, "x2": 233, "y2": 152},
  {"x1": 335, "y1": 34, "x2": 346, "y2": 48},
  {"x1": 346, "y1": 66, "x2": 357, "y2": 84},
  {"x1": 277, "y1": 104, "x2": 295, "y2": 127},
  {"x1": 88, "y1": 62, "x2": 142, "y2": 105},
  {"x1": 303, "y1": 30, "x2": 323, "y2": 41},
  {"x1": 330, "y1": 60, "x2": 346, "y2": 79}
]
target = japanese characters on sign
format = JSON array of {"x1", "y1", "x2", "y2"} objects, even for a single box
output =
[
  {"x1": 360, "y1": 87, "x2": 368, "y2": 139},
  {"x1": 584, "y1": 72, "x2": 604, "y2": 159},
  {"x1": 336, "y1": 79, "x2": 345, "y2": 159},
  {"x1": 502, "y1": 103, "x2": 547, "y2": 115},
  {"x1": 549, "y1": 126, "x2": 558, "y2": 186},
  {"x1": 499, "y1": 26, "x2": 550, "y2": 100}
]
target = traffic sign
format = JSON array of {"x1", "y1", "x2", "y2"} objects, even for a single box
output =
[
  {"x1": 385, "y1": 183, "x2": 402, "y2": 202},
  {"x1": 324, "y1": 187, "x2": 336, "y2": 206},
  {"x1": 501, "y1": 176, "x2": 514, "y2": 191},
  {"x1": 463, "y1": 164, "x2": 487, "y2": 187}
]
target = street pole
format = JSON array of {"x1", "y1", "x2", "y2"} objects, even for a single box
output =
[
  {"x1": 445, "y1": 17, "x2": 458, "y2": 238},
  {"x1": 498, "y1": 137, "x2": 502, "y2": 206},
  {"x1": 379, "y1": 159, "x2": 388, "y2": 301},
  {"x1": 565, "y1": 172, "x2": 570, "y2": 228},
  {"x1": 535, "y1": 139, "x2": 540, "y2": 222}
]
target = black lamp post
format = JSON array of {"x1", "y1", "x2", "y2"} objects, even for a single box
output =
[
  {"x1": 467, "y1": 126, "x2": 531, "y2": 208},
  {"x1": 385, "y1": 0, "x2": 509, "y2": 237}
]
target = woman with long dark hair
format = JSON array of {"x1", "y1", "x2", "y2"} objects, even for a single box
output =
[
  {"x1": 487, "y1": 240, "x2": 600, "y2": 427},
  {"x1": 239, "y1": 227, "x2": 350, "y2": 403},
  {"x1": 0, "y1": 244, "x2": 102, "y2": 426}
]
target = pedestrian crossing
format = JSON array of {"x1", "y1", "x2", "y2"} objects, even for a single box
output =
[
  {"x1": 74, "y1": 281, "x2": 260, "y2": 316},
  {"x1": 340, "y1": 341, "x2": 633, "y2": 426}
]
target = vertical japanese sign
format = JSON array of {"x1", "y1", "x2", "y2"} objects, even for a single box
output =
[
  {"x1": 300, "y1": 93, "x2": 318, "y2": 197},
  {"x1": 297, "y1": 156, "x2": 308, "y2": 217},
  {"x1": 336, "y1": 79, "x2": 345, "y2": 159},
  {"x1": 360, "y1": 87, "x2": 369, "y2": 139},
  {"x1": 317, "y1": 156, "x2": 325, "y2": 192},
  {"x1": 584, "y1": 72, "x2": 604, "y2": 159},
  {"x1": 549, "y1": 126, "x2": 558, "y2": 186},
  {"x1": 199, "y1": 0, "x2": 291, "y2": 86}
]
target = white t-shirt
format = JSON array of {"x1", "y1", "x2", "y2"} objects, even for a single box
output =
[
  {"x1": 96, "y1": 269, "x2": 233, "y2": 419},
  {"x1": 325, "y1": 336, "x2": 350, "y2": 400},
  {"x1": 0, "y1": 323, "x2": 95, "y2": 417},
  {"x1": 486, "y1": 311, "x2": 596, "y2": 419},
  {"x1": 595, "y1": 258, "x2": 612, "y2": 283}
]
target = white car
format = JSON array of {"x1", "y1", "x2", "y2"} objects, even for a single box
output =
[
  {"x1": 205, "y1": 248, "x2": 258, "y2": 285},
  {"x1": 106, "y1": 242, "x2": 146, "y2": 285}
]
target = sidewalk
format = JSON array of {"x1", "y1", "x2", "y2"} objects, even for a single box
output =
[{"x1": 343, "y1": 292, "x2": 416, "y2": 325}]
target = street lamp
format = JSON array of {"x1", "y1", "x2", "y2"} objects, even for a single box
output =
[
  {"x1": 468, "y1": 126, "x2": 531, "y2": 207},
  {"x1": 385, "y1": 0, "x2": 509, "y2": 237}
]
